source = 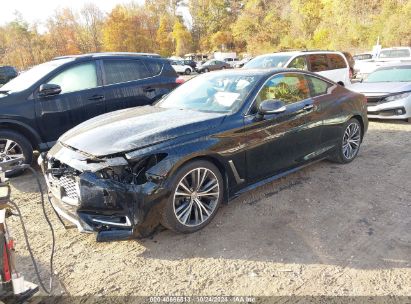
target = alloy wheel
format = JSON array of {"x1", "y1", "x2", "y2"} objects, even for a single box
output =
[
  {"x1": 342, "y1": 122, "x2": 361, "y2": 160},
  {"x1": 173, "y1": 167, "x2": 220, "y2": 227},
  {"x1": 0, "y1": 139, "x2": 24, "y2": 165}
]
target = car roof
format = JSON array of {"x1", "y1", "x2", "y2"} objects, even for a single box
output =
[
  {"x1": 255, "y1": 50, "x2": 344, "y2": 58},
  {"x1": 52, "y1": 52, "x2": 162, "y2": 61},
  {"x1": 205, "y1": 67, "x2": 324, "y2": 78},
  {"x1": 375, "y1": 64, "x2": 411, "y2": 70},
  {"x1": 380, "y1": 47, "x2": 411, "y2": 51}
]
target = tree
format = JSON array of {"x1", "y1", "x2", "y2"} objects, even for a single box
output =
[
  {"x1": 172, "y1": 19, "x2": 192, "y2": 56},
  {"x1": 156, "y1": 15, "x2": 174, "y2": 57}
]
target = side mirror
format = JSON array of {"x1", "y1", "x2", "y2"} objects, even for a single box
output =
[
  {"x1": 258, "y1": 99, "x2": 286, "y2": 116},
  {"x1": 39, "y1": 83, "x2": 61, "y2": 97}
]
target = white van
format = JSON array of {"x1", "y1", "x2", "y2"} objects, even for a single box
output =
[{"x1": 244, "y1": 51, "x2": 351, "y2": 86}]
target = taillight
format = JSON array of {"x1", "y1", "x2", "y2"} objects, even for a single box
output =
[
  {"x1": 363, "y1": 96, "x2": 367, "y2": 105},
  {"x1": 349, "y1": 68, "x2": 353, "y2": 80},
  {"x1": 176, "y1": 77, "x2": 185, "y2": 85}
]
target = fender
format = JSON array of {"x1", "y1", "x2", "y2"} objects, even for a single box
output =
[{"x1": 0, "y1": 118, "x2": 44, "y2": 149}]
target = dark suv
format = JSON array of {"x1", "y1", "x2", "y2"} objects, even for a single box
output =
[
  {"x1": 0, "y1": 66, "x2": 18, "y2": 85},
  {"x1": 0, "y1": 53, "x2": 179, "y2": 176}
]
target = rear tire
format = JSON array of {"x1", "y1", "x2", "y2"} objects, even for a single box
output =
[
  {"x1": 329, "y1": 118, "x2": 362, "y2": 164},
  {"x1": 0, "y1": 130, "x2": 33, "y2": 177},
  {"x1": 161, "y1": 160, "x2": 223, "y2": 233}
]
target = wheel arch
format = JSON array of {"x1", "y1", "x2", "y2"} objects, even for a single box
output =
[
  {"x1": 0, "y1": 120, "x2": 41, "y2": 150},
  {"x1": 350, "y1": 114, "x2": 365, "y2": 141}
]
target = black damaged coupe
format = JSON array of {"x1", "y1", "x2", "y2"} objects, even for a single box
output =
[{"x1": 41, "y1": 69, "x2": 368, "y2": 241}]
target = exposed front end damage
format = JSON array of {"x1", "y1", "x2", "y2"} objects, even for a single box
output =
[{"x1": 40, "y1": 142, "x2": 171, "y2": 241}]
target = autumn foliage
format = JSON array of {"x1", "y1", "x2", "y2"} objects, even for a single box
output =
[{"x1": 0, "y1": 0, "x2": 410, "y2": 69}]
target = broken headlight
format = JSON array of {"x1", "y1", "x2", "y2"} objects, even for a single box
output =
[{"x1": 100, "y1": 154, "x2": 167, "y2": 185}]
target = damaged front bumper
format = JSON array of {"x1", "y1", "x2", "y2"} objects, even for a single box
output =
[{"x1": 39, "y1": 144, "x2": 170, "y2": 241}]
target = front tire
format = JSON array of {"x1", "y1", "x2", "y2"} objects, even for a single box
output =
[
  {"x1": 329, "y1": 118, "x2": 362, "y2": 164},
  {"x1": 161, "y1": 160, "x2": 223, "y2": 233},
  {"x1": 204, "y1": 68, "x2": 209, "y2": 73},
  {"x1": 0, "y1": 130, "x2": 33, "y2": 177},
  {"x1": 185, "y1": 68, "x2": 191, "y2": 75}
]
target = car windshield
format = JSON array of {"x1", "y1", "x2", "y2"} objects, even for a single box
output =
[
  {"x1": 157, "y1": 72, "x2": 262, "y2": 113},
  {"x1": 0, "y1": 58, "x2": 73, "y2": 94},
  {"x1": 365, "y1": 67, "x2": 411, "y2": 83},
  {"x1": 244, "y1": 55, "x2": 292, "y2": 69}
]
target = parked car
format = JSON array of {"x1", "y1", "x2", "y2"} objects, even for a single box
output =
[
  {"x1": 0, "y1": 53, "x2": 180, "y2": 176},
  {"x1": 183, "y1": 60, "x2": 197, "y2": 70},
  {"x1": 223, "y1": 57, "x2": 239, "y2": 67},
  {"x1": 377, "y1": 47, "x2": 411, "y2": 60},
  {"x1": 244, "y1": 50, "x2": 351, "y2": 86},
  {"x1": 41, "y1": 68, "x2": 367, "y2": 241},
  {"x1": 234, "y1": 57, "x2": 253, "y2": 68},
  {"x1": 355, "y1": 47, "x2": 411, "y2": 80},
  {"x1": 349, "y1": 64, "x2": 411, "y2": 122},
  {"x1": 0, "y1": 66, "x2": 18, "y2": 85},
  {"x1": 196, "y1": 59, "x2": 231, "y2": 73},
  {"x1": 171, "y1": 60, "x2": 193, "y2": 75}
]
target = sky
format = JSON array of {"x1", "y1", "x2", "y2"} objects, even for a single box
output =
[{"x1": 0, "y1": 0, "x2": 145, "y2": 26}]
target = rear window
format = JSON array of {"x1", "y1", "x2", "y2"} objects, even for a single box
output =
[
  {"x1": 308, "y1": 54, "x2": 329, "y2": 72},
  {"x1": 327, "y1": 54, "x2": 347, "y2": 69},
  {"x1": 354, "y1": 54, "x2": 372, "y2": 60},
  {"x1": 103, "y1": 59, "x2": 151, "y2": 85},
  {"x1": 379, "y1": 49, "x2": 411, "y2": 58}
]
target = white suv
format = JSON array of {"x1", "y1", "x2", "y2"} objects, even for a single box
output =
[{"x1": 244, "y1": 51, "x2": 351, "y2": 86}]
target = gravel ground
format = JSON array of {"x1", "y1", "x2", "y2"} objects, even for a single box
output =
[{"x1": 6, "y1": 120, "x2": 411, "y2": 301}]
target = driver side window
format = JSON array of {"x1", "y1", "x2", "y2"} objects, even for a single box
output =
[
  {"x1": 47, "y1": 62, "x2": 97, "y2": 94},
  {"x1": 253, "y1": 73, "x2": 310, "y2": 113}
]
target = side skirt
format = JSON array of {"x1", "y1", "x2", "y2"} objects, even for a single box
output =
[{"x1": 230, "y1": 158, "x2": 326, "y2": 200}]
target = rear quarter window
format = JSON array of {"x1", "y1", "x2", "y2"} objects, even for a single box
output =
[
  {"x1": 104, "y1": 59, "x2": 151, "y2": 85},
  {"x1": 308, "y1": 54, "x2": 329, "y2": 72},
  {"x1": 144, "y1": 60, "x2": 163, "y2": 76},
  {"x1": 305, "y1": 75, "x2": 333, "y2": 97},
  {"x1": 327, "y1": 54, "x2": 347, "y2": 69}
]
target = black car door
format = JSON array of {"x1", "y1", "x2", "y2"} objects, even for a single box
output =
[
  {"x1": 34, "y1": 60, "x2": 105, "y2": 144},
  {"x1": 243, "y1": 72, "x2": 321, "y2": 181},
  {"x1": 102, "y1": 58, "x2": 164, "y2": 113},
  {"x1": 305, "y1": 74, "x2": 342, "y2": 151}
]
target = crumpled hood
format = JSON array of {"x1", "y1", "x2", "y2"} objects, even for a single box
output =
[
  {"x1": 348, "y1": 82, "x2": 411, "y2": 95},
  {"x1": 60, "y1": 106, "x2": 226, "y2": 157}
]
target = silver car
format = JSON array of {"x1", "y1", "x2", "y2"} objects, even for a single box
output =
[{"x1": 349, "y1": 65, "x2": 411, "y2": 122}]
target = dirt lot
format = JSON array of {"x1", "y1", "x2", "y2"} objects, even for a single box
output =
[{"x1": 6, "y1": 120, "x2": 411, "y2": 300}]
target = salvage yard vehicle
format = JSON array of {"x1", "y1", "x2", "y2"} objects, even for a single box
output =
[
  {"x1": 171, "y1": 60, "x2": 193, "y2": 75},
  {"x1": 244, "y1": 50, "x2": 351, "y2": 86},
  {"x1": 0, "y1": 53, "x2": 180, "y2": 176},
  {"x1": 349, "y1": 64, "x2": 411, "y2": 122},
  {"x1": 41, "y1": 68, "x2": 368, "y2": 241},
  {"x1": 196, "y1": 59, "x2": 232, "y2": 73},
  {"x1": 355, "y1": 47, "x2": 411, "y2": 80}
]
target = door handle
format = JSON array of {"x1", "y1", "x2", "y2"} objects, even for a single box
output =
[
  {"x1": 303, "y1": 104, "x2": 314, "y2": 111},
  {"x1": 143, "y1": 87, "x2": 155, "y2": 93},
  {"x1": 88, "y1": 95, "x2": 104, "y2": 101}
]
